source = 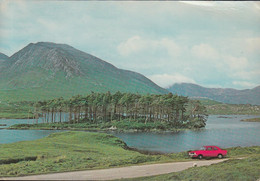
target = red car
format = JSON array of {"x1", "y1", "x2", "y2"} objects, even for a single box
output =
[{"x1": 188, "y1": 146, "x2": 227, "y2": 159}]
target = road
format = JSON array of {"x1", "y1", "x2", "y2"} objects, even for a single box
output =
[{"x1": 1, "y1": 159, "x2": 228, "y2": 180}]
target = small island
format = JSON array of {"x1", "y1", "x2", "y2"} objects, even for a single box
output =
[
  {"x1": 241, "y1": 117, "x2": 260, "y2": 122},
  {"x1": 9, "y1": 92, "x2": 208, "y2": 132}
]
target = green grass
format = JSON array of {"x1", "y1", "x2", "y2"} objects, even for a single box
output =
[
  {"x1": 0, "y1": 131, "x2": 191, "y2": 177},
  {"x1": 194, "y1": 98, "x2": 223, "y2": 106},
  {"x1": 120, "y1": 156, "x2": 260, "y2": 181},
  {"x1": 193, "y1": 98, "x2": 260, "y2": 115},
  {"x1": 241, "y1": 117, "x2": 260, "y2": 122},
  {"x1": 0, "y1": 69, "x2": 167, "y2": 103},
  {"x1": 0, "y1": 101, "x2": 33, "y2": 119},
  {"x1": 205, "y1": 104, "x2": 260, "y2": 115}
]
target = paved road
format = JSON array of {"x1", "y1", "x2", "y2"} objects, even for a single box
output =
[{"x1": 1, "y1": 159, "x2": 228, "y2": 180}]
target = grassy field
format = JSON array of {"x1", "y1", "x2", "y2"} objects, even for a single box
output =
[
  {"x1": 0, "y1": 101, "x2": 33, "y2": 119},
  {"x1": 120, "y1": 155, "x2": 260, "y2": 181},
  {"x1": 206, "y1": 103, "x2": 260, "y2": 115},
  {"x1": 241, "y1": 117, "x2": 260, "y2": 122},
  {"x1": 0, "y1": 131, "x2": 192, "y2": 177}
]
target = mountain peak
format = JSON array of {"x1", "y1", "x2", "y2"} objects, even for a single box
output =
[
  {"x1": 8, "y1": 42, "x2": 84, "y2": 78},
  {"x1": 0, "y1": 42, "x2": 167, "y2": 99},
  {"x1": 33, "y1": 42, "x2": 73, "y2": 49}
]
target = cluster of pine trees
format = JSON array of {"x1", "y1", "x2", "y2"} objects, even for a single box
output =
[{"x1": 33, "y1": 92, "x2": 208, "y2": 128}]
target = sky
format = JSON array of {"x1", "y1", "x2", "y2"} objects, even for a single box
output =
[{"x1": 0, "y1": 1, "x2": 260, "y2": 90}]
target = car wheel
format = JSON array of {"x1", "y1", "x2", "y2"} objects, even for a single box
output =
[
  {"x1": 198, "y1": 155, "x2": 203, "y2": 159},
  {"x1": 218, "y1": 154, "x2": 223, "y2": 159}
]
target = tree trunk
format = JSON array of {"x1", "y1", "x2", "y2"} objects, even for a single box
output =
[
  {"x1": 84, "y1": 106, "x2": 88, "y2": 119},
  {"x1": 51, "y1": 109, "x2": 54, "y2": 123},
  {"x1": 69, "y1": 107, "x2": 72, "y2": 122},
  {"x1": 59, "y1": 110, "x2": 62, "y2": 123}
]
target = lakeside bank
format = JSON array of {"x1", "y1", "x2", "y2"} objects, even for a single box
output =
[{"x1": 1, "y1": 131, "x2": 260, "y2": 178}]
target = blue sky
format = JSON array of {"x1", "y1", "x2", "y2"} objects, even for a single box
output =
[{"x1": 0, "y1": 1, "x2": 260, "y2": 89}]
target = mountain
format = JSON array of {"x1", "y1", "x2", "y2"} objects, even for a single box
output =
[
  {"x1": 0, "y1": 42, "x2": 168, "y2": 101},
  {"x1": 167, "y1": 83, "x2": 260, "y2": 105},
  {"x1": 0, "y1": 52, "x2": 9, "y2": 61},
  {"x1": 0, "y1": 53, "x2": 10, "y2": 72}
]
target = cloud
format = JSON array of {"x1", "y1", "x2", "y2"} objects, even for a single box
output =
[
  {"x1": 191, "y1": 43, "x2": 219, "y2": 59},
  {"x1": 117, "y1": 36, "x2": 146, "y2": 56},
  {"x1": 231, "y1": 70, "x2": 260, "y2": 80},
  {"x1": 245, "y1": 37, "x2": 260, "y2": 53},
  {"x1": 37, "y1": 18, "x2": 60, "y2": 32},
  {"x1": 148, "y1": 73, "x2": 196, "y2": 88},
  {"x1": 180, "y1": 1, "x2": 215, "y2": 7},
  {"x1": 232, "y1": 81, "x2": 258, "y2": 88},
  {"x1": 160, "y1": 38, "x2": 181, "y2": 57},
  {"x1": 0, "y1": 0, "x2": 9, "y2": 15},
  {"x1": 117, "y1": 36, "x2": 181, "y2": 57},
  {"x1": 225, "y1": 56, "x2": 248, "y2": 70}
]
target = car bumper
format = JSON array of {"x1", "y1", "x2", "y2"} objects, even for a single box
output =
[{"x1": 188, "y1": 153, "x2": 197, "y2": 157}]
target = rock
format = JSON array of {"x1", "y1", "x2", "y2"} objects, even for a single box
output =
[{"x1": 108, "y1": 126, "x2": 117, "y2": 130}]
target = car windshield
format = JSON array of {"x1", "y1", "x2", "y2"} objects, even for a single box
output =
[{"x1": 199, "y1": 147, "x2": 206, "y2": 150}]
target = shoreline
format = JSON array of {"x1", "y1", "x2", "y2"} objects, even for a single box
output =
[
  {"x1": 6, "y1": 126, "x2": 193, "y2": 133},
  {"x1": 240, "y1": 117, "x2": 260, "y2": 122}
]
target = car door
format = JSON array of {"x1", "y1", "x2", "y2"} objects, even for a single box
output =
[
  {"x1": 212, "y1": 146, "x2": 219, "y2": 157},
  {"x1": 205, "y1": 147, "x2": 213, "y2": 157}
]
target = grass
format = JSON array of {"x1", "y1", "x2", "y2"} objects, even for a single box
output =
[
  {"x1": 205, "y1": 104, "x2": 260, "y2": 115},
  {"x1": 0, "y1": 101, "x2": 33, "y2": 119},
  {"x1": 241, "y1": 117, "x2": 260, "y2": 122},
  {"x1": 0, "y1": 131, "x2": 191, "y2": 177},
  {"x1": 120, "y1": 155, "x2": 260, "y2": 181},
  {"x1": 194, "y1": 98, "x2": 223, "y2": 106}
]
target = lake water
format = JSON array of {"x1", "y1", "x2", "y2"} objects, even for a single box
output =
[
  {"x1": 0, "y1": 119, "x2": 64, "y2": 144},
  {"x1": 1, "y1": 115, "x2": 260, "y2": 153}
]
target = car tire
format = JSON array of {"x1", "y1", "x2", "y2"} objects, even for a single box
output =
[
  {"x1": 218, "y1": 154, "x2": 223, "y2": 159},
  {"x1": 198, "y1": 155, "x2": 203, "y2": 159}
]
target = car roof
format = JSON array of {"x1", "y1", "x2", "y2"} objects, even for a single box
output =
[{"x1": 203, "y1": 146, "x2": 219, "y2": 148}]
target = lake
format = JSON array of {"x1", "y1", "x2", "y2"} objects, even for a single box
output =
[{"x1": 1, "y1": 115, "x2": 260, "y2": 153}]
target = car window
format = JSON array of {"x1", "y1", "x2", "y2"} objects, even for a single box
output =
[
  {"x1": 213, "y1": 147, "x2": 218, "y2": 150},
  {"x1": 206, "y1": 147, "x2": 212, "y2": 151},
  {"x1": 200, "y1": 147, "x2": 206, "y2": 150}
]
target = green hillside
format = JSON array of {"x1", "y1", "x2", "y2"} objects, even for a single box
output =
[
  {"x1": 191, "y1": 98, "x2": 260, "y2": 115},
  {"x1": 0, "y1": 42, "x2": 167, "y2": 102}
]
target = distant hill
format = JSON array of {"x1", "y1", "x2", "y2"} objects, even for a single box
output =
[
  {"x1": 0, "y1": 42, "x2": 168, "y2": 101},
  {"x1": 167, "y1": 83, "x2": 260, "y2": 105}
]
